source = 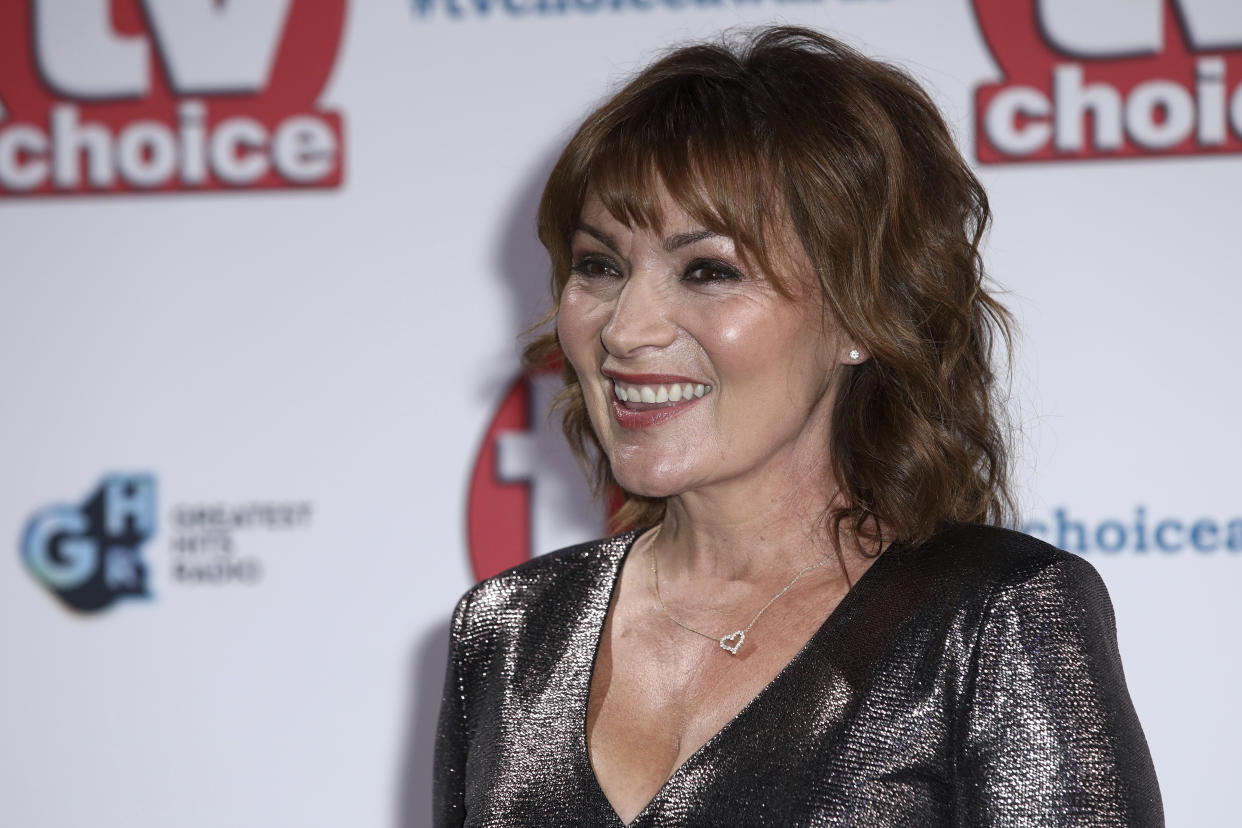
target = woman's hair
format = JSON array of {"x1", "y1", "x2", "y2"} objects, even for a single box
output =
[{"x1": 525, "y1": 25, "x2": 1016, "y2": 548}]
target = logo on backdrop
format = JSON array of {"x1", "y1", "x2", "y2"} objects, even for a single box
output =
[
  {"x1": 1024, "y1": 506, "x2": 1242, "y2": 555},
  {"x1": 973, "y1": 0, "x2": 1242, "y2": 162},
  {"x1": 21, "y1": 474, "x2": 156, "y2": 613},
  {"x1": 411, "y1": 0, "x2": 848, "y2": 23},
  {"x1": 19, "y1": 473, "x2": 315, "y2": 614},
  {"x1": 0, "y1": 0, "x2": 348, "y2": 196},
  {"x1": 467, "y1": 365, "x2": 608, "y2": 581}
]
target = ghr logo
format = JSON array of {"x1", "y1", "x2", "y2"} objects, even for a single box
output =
[
  {"x1": 974, "y1": 0, "x2": 1242, "y2": 162},
  {"x1": 0, "y1": 0, "x2": 347, "y2": 196},
  {"x1": 466, "y1": 365, "x2": 608, "y2": 581},
  {"x1": 21, "y1": 474, "x2": 156, "y2": 612}
]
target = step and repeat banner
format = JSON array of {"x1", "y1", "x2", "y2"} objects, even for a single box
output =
[{"x1": 2, "y1": 1, "x2": 1238, "y2": 825}]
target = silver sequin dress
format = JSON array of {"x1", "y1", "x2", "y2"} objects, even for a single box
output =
[{"x1": 433, "y1": 524, "x2": 1163, "y2": 826}]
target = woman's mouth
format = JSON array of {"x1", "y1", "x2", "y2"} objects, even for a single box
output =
[
  {"x1": 613, "y1": 380, "x2": 711, "y2": 404},
  {"x1": 606, "y1": 376, "x2": 712, "y2": 429}
]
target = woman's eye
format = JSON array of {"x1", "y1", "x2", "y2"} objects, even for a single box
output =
[
  {"x1": 684, "y1": 260, "x2": 742, "y2": 283},
  {"x1": 570, "y1": 256, "x2": 621, "y2": 279}
]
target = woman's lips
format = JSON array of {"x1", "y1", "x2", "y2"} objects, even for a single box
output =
[{"x1": 605, "y1": 374, "x2": 712, "y2": 429}]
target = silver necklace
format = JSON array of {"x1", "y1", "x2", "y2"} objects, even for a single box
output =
[{"x1": 649, "y1": 548, "x2": 832, "y2": 655}]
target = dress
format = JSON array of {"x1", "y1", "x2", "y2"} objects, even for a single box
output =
[{"x1": 433, "y1": 524, "x2": 1163, "y2": 826}]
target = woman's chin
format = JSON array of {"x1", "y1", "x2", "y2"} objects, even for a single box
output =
[{"x1": 609, "y1": 467, "x2": 690, "y2": 501}]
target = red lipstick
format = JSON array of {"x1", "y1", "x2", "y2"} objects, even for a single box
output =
[
  {"x1": 611, "y1": 397, "x2": 704, "y2": 429},
  {"x1": 603, "y1": 371, "x2": 703, "y2": 385}
]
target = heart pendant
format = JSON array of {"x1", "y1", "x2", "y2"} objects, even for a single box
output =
[{"x1": 719, "y1": 630, "x2": 745, "y2": 654}]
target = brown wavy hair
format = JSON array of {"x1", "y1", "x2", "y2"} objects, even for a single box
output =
[{"x1": 524, "y1": 26, "x2": 1016, "y2": 549}]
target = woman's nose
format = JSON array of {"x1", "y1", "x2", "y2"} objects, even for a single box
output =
[{"x1": 600, "y1": 272, "x2": 677, "y2": 357}]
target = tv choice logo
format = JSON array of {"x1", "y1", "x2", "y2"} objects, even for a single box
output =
[
  {"x1": 1025, "y1": 505, "x2": 1242, "y2": 555},
  {"x1": 467, "y1": 366, "x2": 608, "y2": 582},
  {"x1": 21, "y1": 474, "x2": 156, "y2": 613},
  {"x1": 0, "y1": 0, "x2": 347, "y2": 196},
  {"x1": 974, "y1": 0, "x2": 1242, "y2": 162}
]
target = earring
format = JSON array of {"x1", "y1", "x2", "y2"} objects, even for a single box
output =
[{"x1": 848, "y1": 348, "x2": 861, "y2": 361}]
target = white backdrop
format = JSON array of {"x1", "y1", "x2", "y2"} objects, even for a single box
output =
[{"x1": 2, "y1": 1, "x2": 1239, "y2": 826}]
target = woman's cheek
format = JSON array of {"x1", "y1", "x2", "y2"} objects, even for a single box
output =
[
  {"x1": 556, "y1": 287, "x2": 604, "y2": 367},
  {"x1": 685, "y1": 299, "x2": 766, "y2": 366}
]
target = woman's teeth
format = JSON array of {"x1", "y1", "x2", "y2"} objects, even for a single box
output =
[{"x1": 612, "y1": 381, "x2": 711, "y2": 403}]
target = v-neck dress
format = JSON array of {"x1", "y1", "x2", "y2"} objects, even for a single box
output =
[{"x1": 432, "y1": 524, "x2": 1162, "y2": 827}]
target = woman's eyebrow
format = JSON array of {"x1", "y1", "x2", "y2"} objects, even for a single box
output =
[
  {"x1": 573, "y1": 223, "x2": 723, "y2": 253},
  {"x1": 573, "y1": 223, "x2": 620, "y2": 253},
  {"x1": 664, "y1": 229, "x2": 722, "y2": 251}
]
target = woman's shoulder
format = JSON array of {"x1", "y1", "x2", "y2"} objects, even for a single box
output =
[
  {"x1": 918, "y1": 531, "x2": 1161, "y2": 823},
  {"x1": 450, "y1": 530, "x2": 639, "y2": 627},
  {"x1": 883, "y1": 522, "x2": 1111, "y2": 617},
  {"x1": 907, "y1": 522, "x2": 1097, "y2": 582}
]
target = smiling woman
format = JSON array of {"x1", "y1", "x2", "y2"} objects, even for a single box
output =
[
  {"x1": 434, "y1": 26, "x2": 1163, "y2": 827},
  {"x1": 557, "y1": 189, "x2": 842, "y2": 504}
]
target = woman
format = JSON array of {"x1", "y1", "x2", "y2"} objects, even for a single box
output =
[{"x1": 435, "y1": 27, "x2": 1162, "y2": 826}]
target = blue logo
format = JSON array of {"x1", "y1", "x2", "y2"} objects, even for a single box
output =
[
  {"x1": 1024, "y1": 506, "x2": 1242, "y2": 555},
  {"x1": 21, "y1": 474, "x2": 157, "y2": 613}
]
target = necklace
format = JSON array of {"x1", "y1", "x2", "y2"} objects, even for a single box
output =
[{"x1": 649, "y1": 547, "x2": 832, "y2": 655}]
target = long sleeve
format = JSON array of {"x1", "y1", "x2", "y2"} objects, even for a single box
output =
[
  {"x1": 953, "y1": 555, "x2": 1163, "y2": 826},
  {"x1": 432, "y1": 592, "x2": 472, "y2": 827}
]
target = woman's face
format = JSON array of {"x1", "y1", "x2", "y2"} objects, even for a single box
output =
[{"x1": 557, "y1": 187, "x2": 856, "y2": 503}]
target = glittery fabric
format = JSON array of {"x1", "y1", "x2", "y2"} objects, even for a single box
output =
[{"x1": 433, "y1": 524, "x2": 1162, "y2": 826}]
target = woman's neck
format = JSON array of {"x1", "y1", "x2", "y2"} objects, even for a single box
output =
[{"x1": 653, "y1": 469, "x2": 846, "y2": 585}]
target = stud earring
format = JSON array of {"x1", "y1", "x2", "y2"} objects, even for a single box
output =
[{"x1": 848, "y1": 348, "x2": 861, "y2": 361}]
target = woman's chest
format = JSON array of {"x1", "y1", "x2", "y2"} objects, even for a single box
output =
[
  {"x1": 584, "y1": 601, "x2": 840, "y2": 821},
  {"x1": 463, "y1": 621, "x2": 959, "y2": 827}
]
